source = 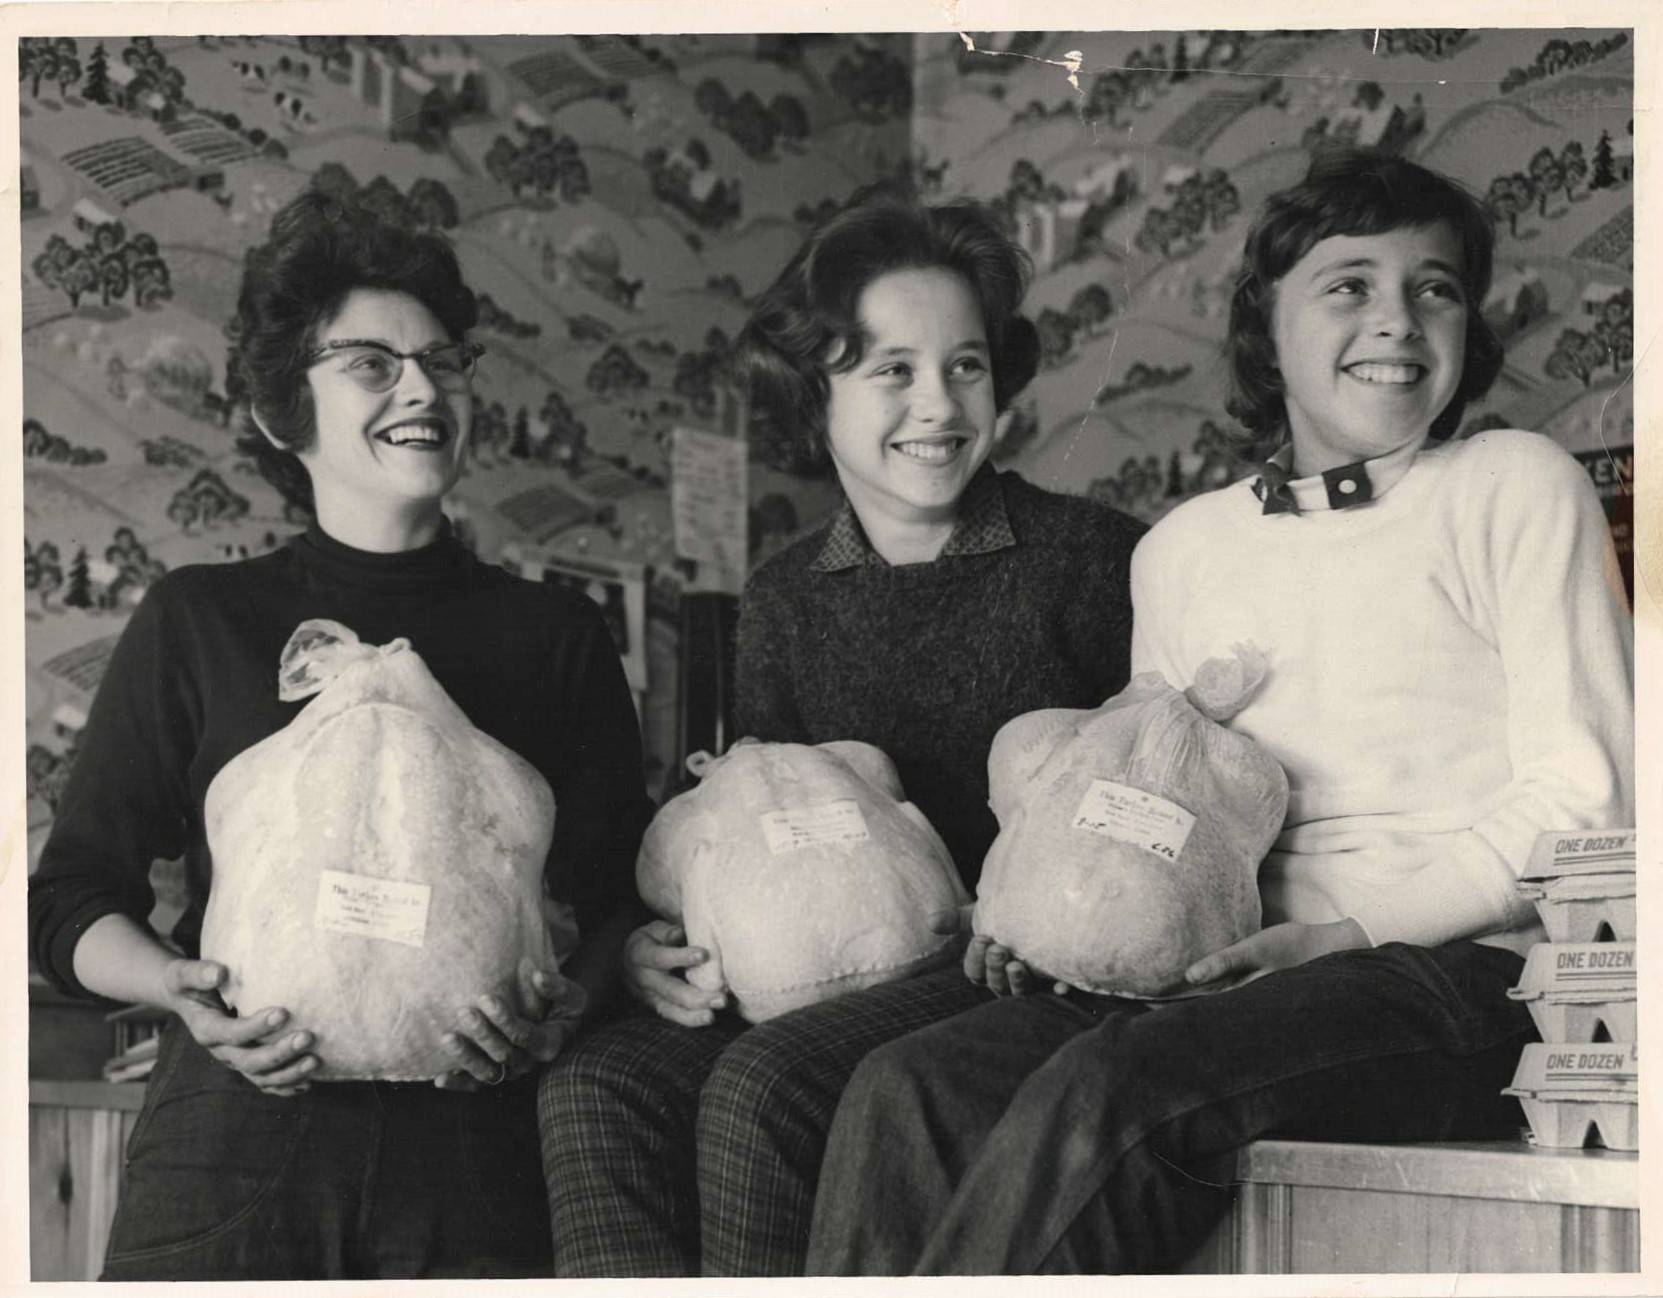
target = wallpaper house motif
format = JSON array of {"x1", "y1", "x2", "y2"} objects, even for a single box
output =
[
  {"x1": 19, "y1": 32, "x2": 909, "y2": 884},
  {"x1": 920, "y1": 30, "x2": 1632, "y2": 539},
  {"x1": 20, "y1": 31, "x2": 1633, "y2": 907}
]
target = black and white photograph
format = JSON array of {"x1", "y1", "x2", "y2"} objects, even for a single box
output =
[{"x1": 7, "y1": 1, "x2": 1656, "y2": 1290}]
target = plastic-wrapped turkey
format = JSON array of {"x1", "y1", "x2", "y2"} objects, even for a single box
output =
[
  {"x1": 201, "y1": 619, "x2": 576, "y2": 1081},
  {"x1": 637, "y1": 739, "x2": 968, "y2": 1022},
  {"x1": 974, "y1": 645, "x2": 1289, "y2": 997}
]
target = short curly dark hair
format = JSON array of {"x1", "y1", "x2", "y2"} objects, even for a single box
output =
[
  {"x1": 1224, "y1": 149, "x2": 1504, "y2": 464},
  {"x1": 730, "y1": 184, "x2": 1040, "y2": 476},
  {"x1": 227, "y1": 189, "x2": 478, "y2": 511}
]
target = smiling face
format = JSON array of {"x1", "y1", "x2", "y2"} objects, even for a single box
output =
[
  {"x1": 822, "y1": 266, "x2": 997, "y2": 549},
  {"x1": 296, "y1": 287, "x2": 473, "y2": 551},
  {"x1": 1270, "y1": 222, "x2": 1468, "y2": 476}
]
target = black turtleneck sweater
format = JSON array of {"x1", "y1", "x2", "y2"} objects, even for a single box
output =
[{"x1": 29, "y1": 523, "x2": 653, "y2": 999}]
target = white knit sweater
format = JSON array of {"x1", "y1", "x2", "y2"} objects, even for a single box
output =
[{"x1": 1130, "y1": 430, "x2": 1633, "y2": 954}]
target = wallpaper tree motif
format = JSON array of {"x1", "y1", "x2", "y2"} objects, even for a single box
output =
[
  {"x1": 19, "y1": 32, "x2": 909, "y2": 859},
  {"x1": 914, "y1": 28, "x2": 1633, "y2": 557},
  {"x1": 18, "y1": 28, "x2": 1634, "y2": 877}
]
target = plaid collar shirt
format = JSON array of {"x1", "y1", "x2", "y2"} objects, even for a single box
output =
[{"x1": 809, "y1": 465, "x2": 1017, "y2": 571}]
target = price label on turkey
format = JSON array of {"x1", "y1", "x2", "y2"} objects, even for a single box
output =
[
  {"x1": 1071, "y1": 780, "x2": 1196, "y2": 863},
  {"x1": 314, "y1": 870, "x2": 432, "y2": 948},
  {"x1": 761, "y1": 800, "x2": 871, "y2": 854}
]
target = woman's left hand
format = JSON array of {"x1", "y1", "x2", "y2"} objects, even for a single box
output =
[
  {"x1": 434, "y1": 967, "x2": 585, "y2": 1091},
  {"x1": 1184, "y1": 918, "x2": 1369, "y2": 991}
]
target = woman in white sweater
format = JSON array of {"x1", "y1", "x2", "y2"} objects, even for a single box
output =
[
  {"x1": 806, "y1": 149, "x2": 1633, "y2": 1275},
  {"x1": 1130, "y1": 421, "x2": 1627, "y2": 958}
]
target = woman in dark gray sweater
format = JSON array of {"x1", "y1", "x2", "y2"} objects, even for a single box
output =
[{"x1": 538, "y1": 187, "x2": 1145, "y2": 1277}]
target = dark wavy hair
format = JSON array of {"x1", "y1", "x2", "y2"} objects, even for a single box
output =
[
  {"x1": 730, "y1": 184, "x2": 1040, "y2": 476},
  {"x1": 227, "y1": 189, "x2": 478, "y2": 511},
  {"x1": 1224, "y1": 149, "x2": 1504, "y2": 464}
]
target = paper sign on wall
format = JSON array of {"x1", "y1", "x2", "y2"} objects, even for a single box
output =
[{"x1": 672, "y1": 424, "x2": 748, "y2": 595}]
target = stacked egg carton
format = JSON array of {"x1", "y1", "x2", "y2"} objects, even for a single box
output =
[{"x1": 1503, "y1": 828, "x2": 1637, "y2": 1151}]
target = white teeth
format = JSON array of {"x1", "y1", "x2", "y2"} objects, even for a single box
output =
[
  {"x1": 1346, "y1": 363, "x2": 1422, "y2": 385},
  {"x1": 380, "y1": 424, "x2": 446, "y2": 447},
  {"x1": 893, "y1": 439, "x2": 962, "y2": 463}
]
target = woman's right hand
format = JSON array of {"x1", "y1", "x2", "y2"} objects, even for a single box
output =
[
  {"x1": 930, "y1": 906, "x2": 1067, "y2": 997},
  {"x1": 162, "y1": 959, "x2": 320, "y2": 1096},
  {"x1": 622, "y1": 920, "x2": 727, "y2": 1027}
]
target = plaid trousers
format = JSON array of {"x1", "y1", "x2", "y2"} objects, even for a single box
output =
[{"x1": 537, "y1": 965, "x2": 991, "y2": 1277}]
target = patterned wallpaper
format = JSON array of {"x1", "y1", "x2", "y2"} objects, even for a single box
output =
[
  {"x1": 19, "y1": 32, "x2": 908, "y2": 872},
  {"x1": 19, "y1": 29, "x2": 1634, "y2": 884},
  {"x1": 915, "y1": 27, "x2": 1633, "y2": 553}
]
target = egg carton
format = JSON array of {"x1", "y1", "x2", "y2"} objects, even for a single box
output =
[
  {"x1": 1509, "y1": 1041, "x2": 1637, "y2": 1095},
  {"x1": 1511, "y1": 939, "x2": 1634, "y2": 992},
  {"x1": 1517, "y1": 872, "x2": 1635, "y2": 943},
  {"x1": 1503, "y1": 1024, "x2": 1639, "y2": 1154},
  {"x1": 1509, "y1": 987, "x2": 1636, "y2": 1044},
  {"x1": 1505, "y1": 1091, "x2": 1639, "y2": 1152},
  {"x1": 1507, "y1": 941, "x2": 1636, "y2": 1044},
  {"x1": 1521, "y1": 828, "x2": 1636, "y2": 881}
]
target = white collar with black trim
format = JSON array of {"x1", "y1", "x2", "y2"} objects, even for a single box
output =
[{"x1": 1253, "y1": 435, "x2": 1428, "y2": 515}]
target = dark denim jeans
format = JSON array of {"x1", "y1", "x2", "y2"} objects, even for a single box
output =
[
  {"x1": 100, "y1": 1022, "x2": 551, "y2": 1280},
  {"x1": 807, "y1": 940, "x2": 1534, "y2": 1274}
]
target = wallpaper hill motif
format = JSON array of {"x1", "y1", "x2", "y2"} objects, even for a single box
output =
[
  {"x1": 19, "y1": 32, "x2": 909, "y2": 844},
  {"x1": 19, "y1": 30, "x2": 1632, "y2": 878},
  {"x1": 918, "y1": 29, "x2": 1631, "y2": 537}
]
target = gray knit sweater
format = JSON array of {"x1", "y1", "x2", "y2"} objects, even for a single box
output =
[{"x1": 734, "y1": 468, "x2": 1145, "y2": 886}]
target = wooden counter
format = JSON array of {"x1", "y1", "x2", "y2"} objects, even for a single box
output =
[
  {"x1": 27, "y1": 1080, "x2": 1640, "y2": 1279},
  {"x1": 1183, "y1": 1137, "x2": 1640, "y2": 1274},
  {"x1": 28, "y1": 1080, "x2": 147, "y2": 1282}
]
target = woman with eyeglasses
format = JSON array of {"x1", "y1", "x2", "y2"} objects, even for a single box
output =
[{"x1": 27, "y1": 190, "x2": 653, "y2": 1280}]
